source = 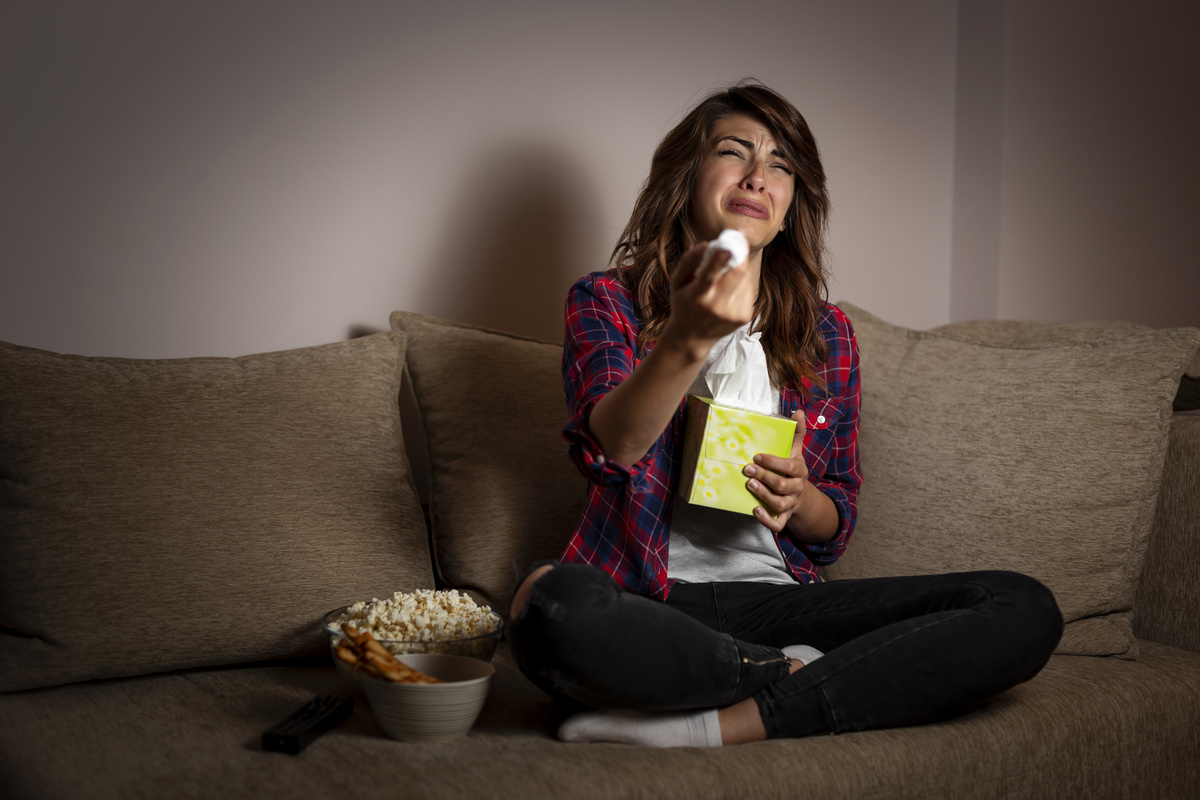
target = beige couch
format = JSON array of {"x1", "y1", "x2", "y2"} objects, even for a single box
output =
[{"x1": 2, "y1": 303, "x2": 1198, "y2": 799}]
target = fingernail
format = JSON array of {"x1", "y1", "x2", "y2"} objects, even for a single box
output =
[
  {"x1": 744, "y1": 464, "x2": 757, "y2": 477},
  {"x1": 748, "y1": 479, "x2": 760, "y2": 490}
]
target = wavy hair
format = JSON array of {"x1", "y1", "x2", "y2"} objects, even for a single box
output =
[{"x1": 614, "y1": 80, "x2": 831, "y2": 395}]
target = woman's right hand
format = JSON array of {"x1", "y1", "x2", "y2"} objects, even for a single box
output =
[
  {"x1": 585, "y1": 241, "x2": 757, "y2": 467},
  {"x1": 662, "y1": 242, "x2": 757, "y2": 357}
]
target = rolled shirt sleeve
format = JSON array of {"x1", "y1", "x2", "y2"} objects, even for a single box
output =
[{"x1": 561, "y1": 272, "x2": 659, "y2": 492}]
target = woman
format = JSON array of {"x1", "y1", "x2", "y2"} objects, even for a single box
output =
[{"x1": 508, "y1": 80, "x2": 1063, "y2": 747}]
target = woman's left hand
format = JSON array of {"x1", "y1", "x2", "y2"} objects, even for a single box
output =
[
  {"x1": 744, "y1": 410, "x2": 839, "y2": 543},
  {"x1": 743, "y1": 455, "x2": 811, "y2": 534}
]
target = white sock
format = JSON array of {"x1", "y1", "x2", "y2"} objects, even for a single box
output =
[
  {"x1": 558, "y1": 708, "x2": 723, "y2": 747},
  {"x1": 782, "y1": 644, "x2": 824, "y2": 665}
]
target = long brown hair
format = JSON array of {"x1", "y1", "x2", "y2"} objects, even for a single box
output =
[{"x1": 614, "y1": 80, "x2": 831, "y2": 395}]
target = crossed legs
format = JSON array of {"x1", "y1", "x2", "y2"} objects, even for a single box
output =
[{"x1": 508, "y1": 563, "x2": 1062, "y2": 744}]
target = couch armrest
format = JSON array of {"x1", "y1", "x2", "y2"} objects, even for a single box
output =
[{"x1": 1134, "y1": 413, "x2": 1200, "y2": 652}]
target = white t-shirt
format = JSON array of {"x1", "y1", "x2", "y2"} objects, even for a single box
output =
[{"x1": 667, "y1": 324, "x2": 795, "y2": 585}]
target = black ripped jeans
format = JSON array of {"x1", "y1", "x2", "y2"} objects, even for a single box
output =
[{"x1": 508, "y1": 563, "x2": 1063, "y2": 738}]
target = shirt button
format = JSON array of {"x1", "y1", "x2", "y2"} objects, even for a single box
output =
[
  {"x1": 595, "y1": 454, "x2": 606, "y2": 465},
  {"x1": 816, "y1": 415, "x2": 826, "y2": 424}
]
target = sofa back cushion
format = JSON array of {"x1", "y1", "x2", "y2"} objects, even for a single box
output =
[
  {"x1": 0, "y1": 333, "x2": 432, "y2": 692},
  {"x1": 1134, "y1": 413, "x2": 1200, "y2": 652},
  {"x1": 824, "y1": 304, "x2": 1200, "y2": 658},
  {"x1": 391, "y1": 312, "x2": 585, "y2": 609}
]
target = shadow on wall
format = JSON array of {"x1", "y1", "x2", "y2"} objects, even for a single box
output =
[{"x1": 420, "y1": 142, "x2": 606, "y2": 345}]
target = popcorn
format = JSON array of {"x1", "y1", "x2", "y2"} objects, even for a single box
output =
[{"x1": 327, "y1": 590, "x2": 499, "y2": 658}]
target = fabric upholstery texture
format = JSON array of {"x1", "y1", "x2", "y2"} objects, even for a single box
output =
[
  {"x1": 2, "y1": 642, "x2": 1197, "y2": 800},
  {"x1": 1134, "y1": 415, "x2": 1200, "y2": 652},
  {"x1": 824, "y1": 304, "x2": 1199, "y2": 658},
  {"x1": 929, "y1": 318, "x2": 1151, "y2": 347},
  {"x1": 390, "y1": 312, "x2": 586, "y2": 608},
  {"x1": 0, "y1": 334, "x2": 432, "y2": 692}
]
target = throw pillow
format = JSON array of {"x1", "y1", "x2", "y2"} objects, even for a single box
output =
[
  {"x1": 0, "y1": 332, "x2": 432, "y2": 692},
  {"x1": 391, "y1": 312, "x2": 586, "y2": 610},
  {"x1": 823, "y1": 304, "x2": 1199, "y2": 658}
]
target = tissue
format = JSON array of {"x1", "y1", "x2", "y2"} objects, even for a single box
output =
[
  {"x1": 702, "y1": 228, "x2": 749, "y2": 271},
  {"x1": 704, "y1": 326, "x2": 775, "y2": 415}
]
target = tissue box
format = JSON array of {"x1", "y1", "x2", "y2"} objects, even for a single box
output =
[{"x1": 677, "y1": 395, "x2": 797, "y2": 516}]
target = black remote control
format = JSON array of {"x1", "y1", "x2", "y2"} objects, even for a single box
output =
[{"x1": 262, "y1": 694, "x2": 354, "y2": 754}]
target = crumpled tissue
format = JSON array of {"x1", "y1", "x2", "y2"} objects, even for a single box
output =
[
  {"x1": 705, "y1": 326, "x2": 776, "y2": 416},
  {"x1": 705, "y1": 228, "x2": 749, "y2": 270}
]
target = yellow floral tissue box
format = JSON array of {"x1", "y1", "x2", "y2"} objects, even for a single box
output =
[{"x1": 677, "y1": 395, "x2": 797, "y2": 516}]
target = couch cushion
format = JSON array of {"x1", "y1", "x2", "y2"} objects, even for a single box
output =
[
  {"x1": 390, "y1": 312, "x2": 585, "y2": 609},
  {"x1": 824, "y1": 304, "x2": 1200, "y2": 658},
  {"x1": 1134, "y1": 414, "x2": 1200, "y2": 652},
  {"x1": 1, "y1": 642, "x2": 1198, "y2": 799},
  {"x1": 0, "y1": 333, "x2": 432, "y2": 693}
]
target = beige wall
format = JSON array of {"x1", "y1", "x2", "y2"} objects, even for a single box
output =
[
  {"x1": 949, "y1": 0, "x2": 1005, "y2": 322},
  {"x1": 0, "y1": 0, "x2": 956, "y2": 357},
  {"x1": 1, "y1": 1, "x2": 1194, "y2": 361},
  {"x1": 994, "y1": 0, "x2": 1200, "y2": 327}
]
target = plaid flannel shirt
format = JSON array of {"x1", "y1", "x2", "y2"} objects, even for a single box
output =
[{"x1": 560, "y1": 269, "x2": 862, "y2": 600}]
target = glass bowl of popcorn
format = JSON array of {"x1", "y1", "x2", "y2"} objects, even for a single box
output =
[{"x1": 322, "y1": 589, "x2": 504, "y2": 679}]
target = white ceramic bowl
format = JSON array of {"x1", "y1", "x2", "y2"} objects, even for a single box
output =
[{"x1": 360, "y1": 654, "x2": 495, "y2": 743}]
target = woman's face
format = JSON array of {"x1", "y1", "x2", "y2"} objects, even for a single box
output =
[{"x1": 690, "y1": 113, "x2": 795, "y2": 253}]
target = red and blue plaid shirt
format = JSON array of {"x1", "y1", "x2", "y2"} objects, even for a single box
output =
[{"x1": 560, "y1": 269, "x2": 862, "y2": 600}]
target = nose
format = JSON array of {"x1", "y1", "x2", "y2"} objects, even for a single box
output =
[{"x1": 741, "y1": 159, "x2": 767, "y2": 191}]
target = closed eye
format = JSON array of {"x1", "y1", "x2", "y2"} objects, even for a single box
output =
[{"x1": 716, "y1": 135, "x2": 752, "y2": 158}]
